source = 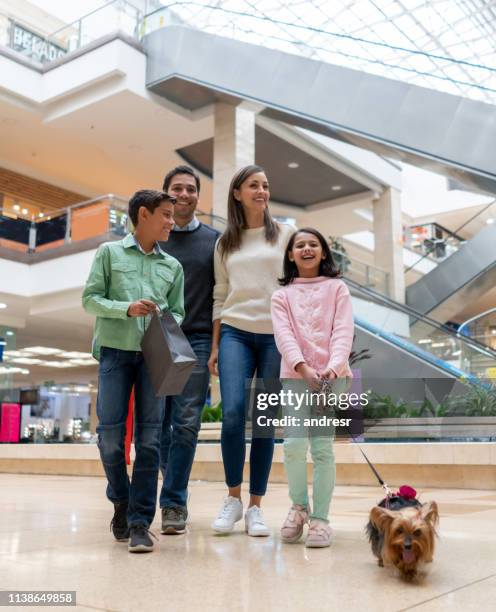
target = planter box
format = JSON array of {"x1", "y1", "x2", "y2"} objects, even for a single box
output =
[
  {"x1": 364, "y1": 417, "x2": 496, "y2": 440},
  {"x1": 198, "y1": 422, "x2": 221, "y2": 441}
]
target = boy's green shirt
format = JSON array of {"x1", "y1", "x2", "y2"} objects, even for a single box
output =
[{"x1": 82, "y1": 233, "x2": 185, "y2": 359}]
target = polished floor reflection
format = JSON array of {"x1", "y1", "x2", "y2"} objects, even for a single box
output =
[{"x1": 1, "y1": 474, "x2": 495, "y2": 611}]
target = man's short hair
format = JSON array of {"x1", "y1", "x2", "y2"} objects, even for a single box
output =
[
  {"x1": 128, "y1": 189, "x2": 175, "y2": 227},
  {"x1": 162, "y1": 165, "x2": 201, "y2": 194}
]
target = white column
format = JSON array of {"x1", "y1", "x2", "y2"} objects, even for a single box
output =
[
  {"x1": 212, "y1": 103, "x2": 255, "y2": 220},
  {"x1": 373, "y1": 187, "x2": 405, "y2": 303}
]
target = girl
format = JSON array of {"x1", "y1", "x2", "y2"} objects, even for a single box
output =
[
  {"x1": 271, "y1": 228, "x2": 354, "y2": 547},
  {"x1": 208, "y1": 165, "x2": 294, "y2": 536}
]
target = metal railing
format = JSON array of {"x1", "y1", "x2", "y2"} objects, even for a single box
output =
[
  {"x1": 329, "y1": 246, "x2": 390, "y2": 298},
  {"x1": 348, "y1": 279, "x2": 496, "y2": 379},
  {"x1": 458, "y1": 308, "x2": 496, "y2": 352},
  {"x1": 404, "y1": 198, "x2": 496, "y2": 276},
  {"x1": 0, "y1": 194, "x2": 129, "y2": 254},
  {"x1": 0, "y1": 195, "x2": 228, "y2": 255}
]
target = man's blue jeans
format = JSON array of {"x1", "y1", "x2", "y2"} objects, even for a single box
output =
[
  {"x1": 218, "y1": 324, "x2": 281, "y2": 496},
  {"x1": 159, "y1": 333, "x2": 212, "y2": 509},
  {"x1": 96, "y1": 347, "x2": 165, "y2": 527}
]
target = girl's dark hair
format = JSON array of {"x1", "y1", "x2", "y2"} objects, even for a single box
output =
[
  {"x1": 217, "y1": 164, "x2": 280, "y2": 258},
  {"x1": 279, "y1": 227, "x2": 341, "y2": 286}
]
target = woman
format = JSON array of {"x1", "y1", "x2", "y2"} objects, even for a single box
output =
[{"x1": 209, "y1": 164, "x2": 294, "y2": 536}]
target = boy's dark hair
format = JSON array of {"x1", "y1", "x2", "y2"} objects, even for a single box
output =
[
  {"x1": 162, "y1": 165, "x2": 201, "y2": 193},
  {"x1": 279, "y1": 227, "x2": 341, "y2": 286},
  {"x1": 128, "y1": 190, "x2": 175, "y2": 227}
]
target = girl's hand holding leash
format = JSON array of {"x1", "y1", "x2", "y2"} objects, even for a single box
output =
[
  {"x1": 320, "y1": 368, "x2": 337, "y2": 380},
  {"x1": 295, "y1": 362, "x2": 322, "y2": 392}
]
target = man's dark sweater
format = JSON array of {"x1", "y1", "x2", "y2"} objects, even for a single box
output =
[{"x1": 160, "y1": 222, "x2": 220, "y2": 335}]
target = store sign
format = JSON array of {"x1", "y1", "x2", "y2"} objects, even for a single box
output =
[{"x1": 10, "y1": 22, "x2": 66, "y2": 63}]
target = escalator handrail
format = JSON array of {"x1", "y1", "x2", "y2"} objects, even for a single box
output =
[
  {"x1": 346, "y1": 277, "x2": 496, "y2": 360},
  {"x1": 354, "y1": 315, "x2": 480, "y2": 383},
  {"x1": 458, "y1": 307, "x2": 496, "y2": 337}
]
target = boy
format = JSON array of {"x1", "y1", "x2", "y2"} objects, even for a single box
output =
[{"x1": 82, "y1": 190, "x2": 184, "y2": 553}]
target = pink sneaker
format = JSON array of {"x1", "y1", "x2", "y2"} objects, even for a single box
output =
[
  {"x1": 305, "y1": 519, "x2": 332, "y2": 548},
  {"x1": 280, "y1": 505, "x2": 309, "y2": 543}
]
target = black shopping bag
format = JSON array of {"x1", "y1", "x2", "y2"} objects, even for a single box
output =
[{"x1": 141, "y1": 311, "x2": 197, "y2": 397}]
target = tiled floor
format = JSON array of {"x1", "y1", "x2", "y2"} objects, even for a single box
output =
[{"x1": 1, "y1": 474, "x2": 495, "y2": 612}]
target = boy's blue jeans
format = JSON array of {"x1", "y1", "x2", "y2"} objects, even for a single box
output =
[
  {"x1": 159, "y1": 333, "x2": 212, "y2": 509},
  {"x1": 96, "y1": 347, "x2": 165, "y2": 527}
]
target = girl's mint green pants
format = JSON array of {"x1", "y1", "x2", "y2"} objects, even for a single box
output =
[{"x1": 283, "y1": 435, "x2": 335, "y2": 522}]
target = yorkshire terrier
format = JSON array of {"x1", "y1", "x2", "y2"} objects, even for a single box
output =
[{"x1": 366, "y1": 486, "x2": 439, "y2": 581}]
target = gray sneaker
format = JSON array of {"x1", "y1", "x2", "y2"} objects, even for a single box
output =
[{"x1": 161, "y1": 506, "x2": 188, "y2": 534}]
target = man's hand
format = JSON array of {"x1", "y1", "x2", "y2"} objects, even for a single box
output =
[
  {"x1": 208, "y1": 347, "x2": 219, "y2": 376},
  {"x1": 127, "y1": 299, "x2": 158, "y2": 317},
  {"x1": 295, "y1": 362, "x2": 321, "y2": 392}
]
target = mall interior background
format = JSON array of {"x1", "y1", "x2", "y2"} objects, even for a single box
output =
[{"x1": 0, "y1": 0, "x2": 495, "y2": 455}]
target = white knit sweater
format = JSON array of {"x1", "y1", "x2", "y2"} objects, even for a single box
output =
[{"x1": 213, "y1": 223, "x2": 294, "y2": 334}]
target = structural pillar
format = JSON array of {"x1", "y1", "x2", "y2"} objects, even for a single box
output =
[
  {"x1": 373, "y1": 187, "x2": 405, "y2": 303},
  {"x1": 213, "y1": 103, "x2": 255, "y2": 220}
]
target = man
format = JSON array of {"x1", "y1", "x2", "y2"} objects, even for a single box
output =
[
  {"x1": 82, "y1": 190, "x2": 184, "y2": 553},
  {"x1": 159, "y1": 165, "x2": 221, "y2": 534}
]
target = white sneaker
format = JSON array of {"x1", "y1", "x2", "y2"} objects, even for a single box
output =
[
  {"x1": 245, "y1": 505, "x2": 271, "y2": 537},
  {"x1": 211, "y1": 496, "x2": 243, "y2": 533}
]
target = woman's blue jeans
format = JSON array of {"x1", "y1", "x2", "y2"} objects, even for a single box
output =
[{"x1": 218, "y1": 323, "x2": 281, "y2": 496}]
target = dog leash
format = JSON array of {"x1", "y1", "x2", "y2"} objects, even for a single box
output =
[{"x1": 319, "y1": 377, "x2": 392, "y2": 505}]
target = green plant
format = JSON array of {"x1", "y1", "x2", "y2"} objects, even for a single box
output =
[
  {"x1": 363, "y1": 392, "x2": 411, "y2": 419},
  {"x1": 201, "y1": 401, "x2": 222, "y2": 423},
  {"x1": 349, "y1": 334, "x2": 371, "y2": 366},
  {"x1": 446, "y1": 384, "x2": 496, "y2": 417},
  {"x1": 363, "y1": 383, "x2": 496, "y2": 419}
]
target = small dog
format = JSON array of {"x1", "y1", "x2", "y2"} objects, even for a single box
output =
[{"x1": 366, "y1": 486, "x2": 439, "y2": 581}]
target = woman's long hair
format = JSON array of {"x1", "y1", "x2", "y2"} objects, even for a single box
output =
[
  {"x1": 279, "y1": 227, "x2": 341, "y2": 286},
  {"x1": 217, "y1": 164, "x2": 280, "y2": 259}
]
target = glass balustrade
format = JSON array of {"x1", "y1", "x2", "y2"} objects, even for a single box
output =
[{"x1": 349, "y1": 280, "x2": 496, "y2": 379}]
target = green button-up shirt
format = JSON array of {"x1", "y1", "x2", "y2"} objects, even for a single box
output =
[{"x1": 82, "y1": 233, "x2": 185, "y2": 359}]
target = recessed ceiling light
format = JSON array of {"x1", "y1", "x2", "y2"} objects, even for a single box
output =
[
  {"x1": 331, "y1": 185, "x2": 342, "y2": 191},
  {"x1": 0, "y1": 303, "x2": 7, "y2": 309},
  {"x1": 60, "y1": 351, "x2": 94, "y2": 359},
  {"x1": 21, "y1": 208, "x2": 28, "y2": 215},
  {"x1": 486, "y1": 218, "x2": 494, "y2": 225},
  {"x1": 288, "y1": 162, "x2": 299, "y2": 169},
  {"x1": 38, "y1": 212, "x2": 44, "y2": 218},
  {"x1": 13, "y1": 204, "x2": 20, "y2": 211},
  {"x1": 69, "y1": 359, "x2": 98, "y2": 366},
  {"x1": 6, "y1": 331, "x2": 14, "y2": 336},
  {"x1": 0, "y1": 366, "x2": 29, "y2": 375},
  {"x1": 40, "y1": 361, "x2": 77, "y2": 368},
  {"x1": 4, "y1": 350, "x2": 30, "y2": 358},
  {"x1": 22, "y1": 346, "x2": 62, "y2": 355},
  {"x1": 11, "y1": 357, "x2": 43, "y2": 365}
]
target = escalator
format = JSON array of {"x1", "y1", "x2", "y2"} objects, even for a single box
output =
[
  {"x1": 347, "y1": 279, "x2": 495, "y2": 380},
  {"x1": 144, "y1": 23, "x2": 496, "y2": 193},
  {"x1": 405, "y1": 200, "x2": 496, "y2": 323}
]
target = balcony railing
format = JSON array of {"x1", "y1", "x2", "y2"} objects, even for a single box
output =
[
  {"x1": 0, "y1": 194, "x2": 227, "y2": 257},
  {"x1": 0, "y1": 195, "x2": 129, "y2": 254},
  {"x1": 330, "y1": 246, "x2": 390, "y2": 298}
]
